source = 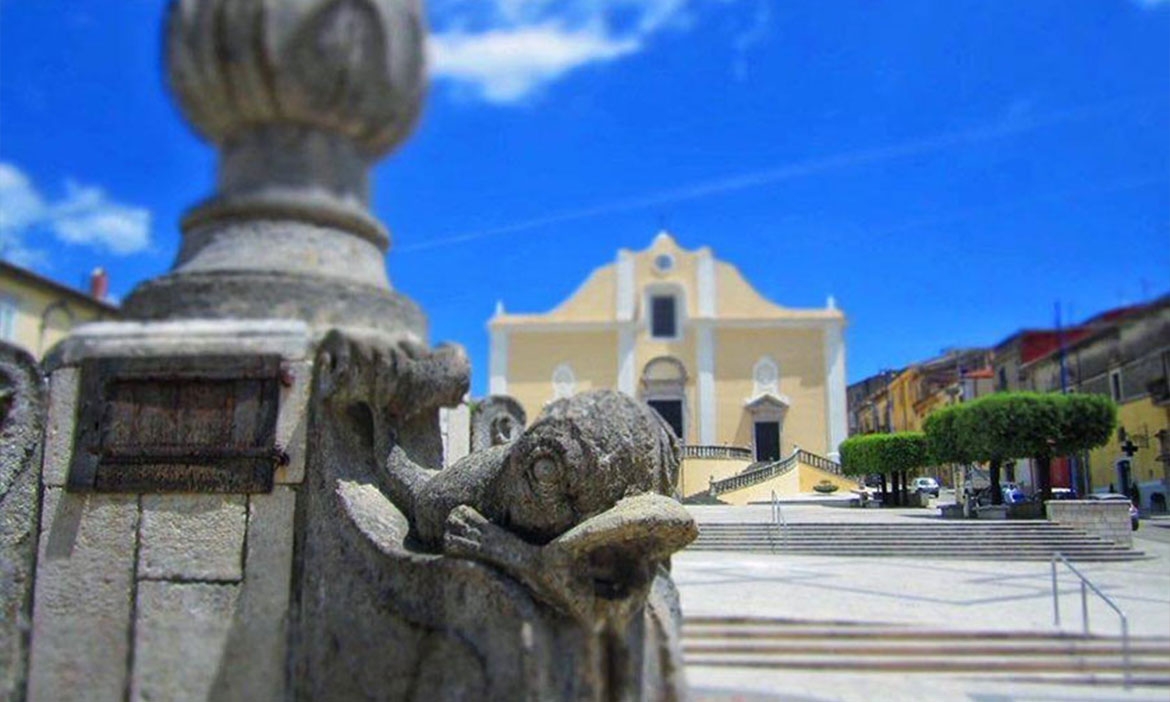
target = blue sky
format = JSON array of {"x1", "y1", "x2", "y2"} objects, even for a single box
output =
[{"x1": 1, "y1": 0, "x2": 1167, "y2": 394}]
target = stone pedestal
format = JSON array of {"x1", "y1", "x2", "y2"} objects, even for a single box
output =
[{"x1": 28, "y1": 322, "x2": 311, "y2": 701}]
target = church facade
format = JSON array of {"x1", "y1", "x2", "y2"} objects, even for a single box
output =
[{"x1": 488, "y1": 232, "x2": 849, "y2": 499}]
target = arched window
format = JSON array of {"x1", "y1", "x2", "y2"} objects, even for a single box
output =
[
  {"x1": 552, "y1": 364, "x2": 576, "y2": 399},
  {"x1": 752, "y1": 356, "x2": 779, "y2": 397}
]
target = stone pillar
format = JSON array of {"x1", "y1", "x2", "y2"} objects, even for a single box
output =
[
  {"x1": 123, "y1": 0, "x2": 428, "y2": 339},
  {"x1": 26, "y1": 2, "x2": 433, "y2": 701}
]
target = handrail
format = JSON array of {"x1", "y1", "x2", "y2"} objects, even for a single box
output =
[
  {"x1": 709, "y1": 451, "x2": 798, "y2": 495},
  {"x1": 770, "y1": 490, "x2": 786, "y2": 554},
  {"x1": 1051, "y1": 552, "x2": 1131, "y2": 688},
  {"x1": 682, "y1": 444, "x2": 754, "y2": 461},
  {"x1": 796, "y1": 448, "x2": 843, "y2": 475},
  {"x1": 708, "y1": 448, "x2": 844, "y2": 496}
]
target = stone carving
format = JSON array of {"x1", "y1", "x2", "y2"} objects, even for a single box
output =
[
  {"x1": 0, "y1": 342, "x2": 46, "y2": 700},
  {"x1": 166, "y1": 0, "x2": 426, "y2": 157},
  {"x1": 295, "y1": 331, "x2": 695, "y2": 700},
  {"x1": 470, "y1": 394, "x2": 526, "y2": 451}
]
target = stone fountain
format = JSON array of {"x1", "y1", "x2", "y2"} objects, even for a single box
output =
[{"x1": 3, "y1": 1, "x2": 696, "y2": 700}]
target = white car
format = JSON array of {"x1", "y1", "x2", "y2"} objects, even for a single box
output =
[{"x1": 911, "y1": 477, "x2": 939, "y2": 497}]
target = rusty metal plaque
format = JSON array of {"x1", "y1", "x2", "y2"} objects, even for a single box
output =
[{"x1": 68, "y1": 355, "x2": 284, "y2": 493}]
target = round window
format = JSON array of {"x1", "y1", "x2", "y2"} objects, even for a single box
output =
[{"x1": 654, "y1": 254, "x2": 675, "y2": 272}]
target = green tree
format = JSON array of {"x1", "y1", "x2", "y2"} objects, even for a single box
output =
[
  {"x1": 1043, "y1": 393, "x2": 1117, "y2": 500},
  {"x1": 923, "y1": 404, "x2": 971, "y2": 466},
  {"x1": 944, "y1": 392, "x2": 1117, "y2": 504},
  {"x1": 840, "y1": 432, "x2": 929, "y2": 506}
]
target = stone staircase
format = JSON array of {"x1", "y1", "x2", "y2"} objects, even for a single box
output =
[
  {"x1": 683, "y1": 617, "x2": 1170, "y2": 687},
  {"x1": 689, "y1": 521, "x2": 1145, "y2": 561}
]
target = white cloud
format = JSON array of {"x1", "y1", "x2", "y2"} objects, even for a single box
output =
[
  {"x1": 0, "y1": 162, "x2": 151, "y2": 265},
  {"x1": 730, "y1": 0, "x2": 772, "y2": 81},
  {"x1": 51, "y1": 181, "x2": 152, "y2": 255},
  {"x1": 427, "y1": 0, "x2": 698, "y2": 104},
  {"x1": 430, "y1": 26, "x2": 639, "y2": 103}
]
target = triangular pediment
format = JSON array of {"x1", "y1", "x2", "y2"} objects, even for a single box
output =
[{"x1": 744, "y1": 393, "x2": 791, "y2": 412}]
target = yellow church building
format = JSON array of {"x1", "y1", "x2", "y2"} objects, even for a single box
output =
[{"x1": 488, "y1": 232, "x2": 855, "y2": 503}]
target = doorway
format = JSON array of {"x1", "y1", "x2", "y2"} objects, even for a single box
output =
[
  {"x1": 754, "y1": 421, "x2": 780, "y2": 462},
  {"x1": 647, "y1": 399, "x2": 684, "y2": 440}
]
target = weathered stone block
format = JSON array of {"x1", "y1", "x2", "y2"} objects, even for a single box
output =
[
  {"x1": 131, "y1": 581, "x2": 240, "y2": 702},
  {"x1": 40, "y1": 367, "x2": 78, "y2": 488},
  {"x1": 1046, "y1": 500, "x2": 1133, "y2": 548},
  {"x1": 274, "y1": 361, "x2": 311, "y2": 484},
  {"x1": 0, "y1": 342, "x2": 46, "y2": 701},
  {"x1": 139, "y1": 495, "x2": 247, "y2": 581},
  {"x1": 209, "y1": 487, "x2": 296, "y2": 699},
  {"x1": 27, "y1": 489, "x2": 138, "y2": 702}
]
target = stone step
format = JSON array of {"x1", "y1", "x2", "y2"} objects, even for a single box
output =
[
  {"x1": 682, "y1": 654, "x2": 1170, "y2": 676},
  {"x1": 689, "y1": 520, "x2": 1140, "y2": 560},
  {"x1": 695, "y1": 540, "x2": 1118, "y2": 546},
  {"x1": 694, "y1": 537, "x2": 1109, "y2": 543},
  {"x1": 697, "y1": 528, "x2": 1101, "y2": 535},
  {"x1": 683, "y1": 641, "x2": 1170, "y2": 656},
  {"x1": 684, "y1": 548, "x2": 1146, "y2": 561},
  {"x1": 684, "y1": 616, "x2": 1170, "y2": 639},
  {"x1": 681, "y1": 619, "x2": 1170, "y2": 683}
]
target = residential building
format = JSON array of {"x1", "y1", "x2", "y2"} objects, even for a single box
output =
[
  {"x1": 887, "y1": 348, "x2": 994, "y2": 433},
  {"x1": 0, "y1": 261, "x2": 120, "y2": 358},
  {"x1": 1022, "y1": 295, "x2": 1169, "y2": 510},
  {"x1": 847, "y1": 370, "x2": 898, "y2": 436},
  {"x1": 488, "y1": 231, "x2": 853, "y2": 502}
]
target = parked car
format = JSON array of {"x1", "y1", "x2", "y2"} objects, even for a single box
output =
[
  {"x1": 1087, "y1": 493, "x2": 1140, "y2": 530},
  {"x1": 864, "y1": 474, "x2": 884, "y2": 489},
  {"x1": 1048, "y1": 487, "x2": 1078, "y2": 500},
  {"x1": 911, "y1": 477, "x2": 940, "y2": 497}
]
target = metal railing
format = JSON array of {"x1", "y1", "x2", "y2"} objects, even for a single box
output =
[
  {"x1": 682, "y1": 445, "x2": 754, "y2": 461},
  {"x1": 1051, "y1": 552, "x2": 1131, "y2": 688},
  {"x1": 769, "y1": 490, "x2": 786, "y2": 553}
]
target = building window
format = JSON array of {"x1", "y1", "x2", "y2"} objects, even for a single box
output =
[
  {"x1": 997, "y1": 367, "x2": 1008, "y2": 392},
  {"x1": 1110, "y1": 369, "x2": 1122, "y2": 402},
  {"x1": 650, "y1": 295, "x2": 677, "y2": 338},
  {"x1": 0, "y1": 297, "x2": 17, "y2": 342},
  {"x1": 552, "y1": 364, "x2": 576, "y2": 399}
]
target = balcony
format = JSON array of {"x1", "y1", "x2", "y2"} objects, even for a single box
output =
[{"x1": 681, "y1": 445, "x2": 754, "y2": 461}]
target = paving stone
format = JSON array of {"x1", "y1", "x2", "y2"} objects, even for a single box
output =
[
  {"x1": 139, "y1": 495, "x2": 246, "y2": 582},
  {"x1": 131, "y1": 581, "x2": 240, "y2": 702},
  {"x1": 27, "y1": 488, "x2": 138, "y2": 702}
]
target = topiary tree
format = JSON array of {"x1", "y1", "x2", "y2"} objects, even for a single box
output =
[
  {"x1": 840, "y1": 432, "x2": 929, "y2": 506},
  {"x1": 951, "y1": 393, "x2": 1032, "y2": 506},
  {"x1": 945, "y1": 392, "x2": 1117, "y2": 505},
  {"x1": 923, "y1": 404, "x2": 971, "y2": 467},
  {"x1": 1044, "y1": 393, "x2": 1116, "y2": 500}
]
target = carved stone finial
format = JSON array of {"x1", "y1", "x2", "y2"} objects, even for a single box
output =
[
  {"x1": 166, "y1": 0, "x2": 426, "y2": 158},
  {"x1": 123, "y1": 0, "x2": 429, "y2": 337}
]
